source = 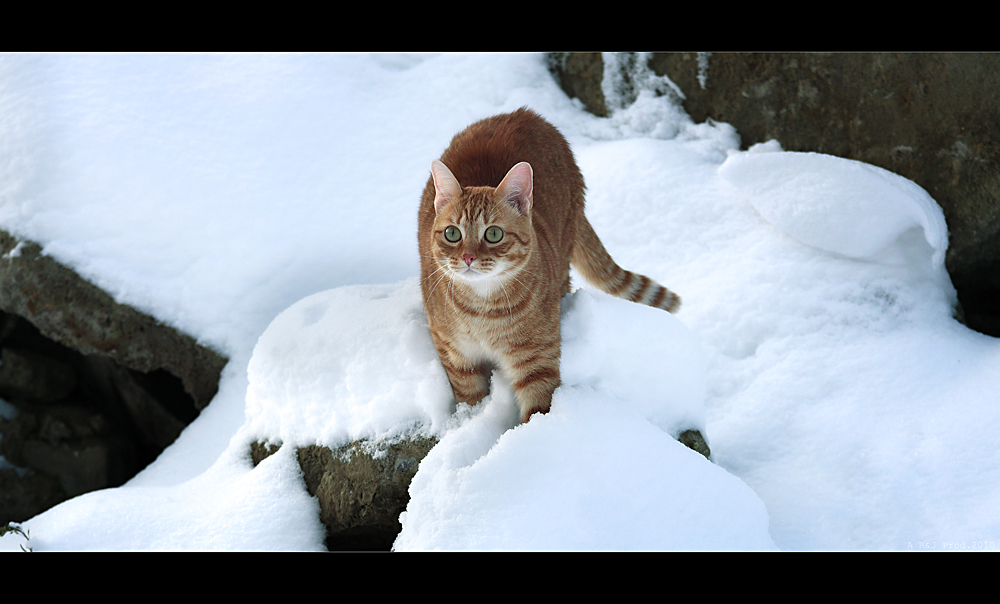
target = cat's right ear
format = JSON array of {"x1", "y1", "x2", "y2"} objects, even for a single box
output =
[{"x1": 431, "y1": 160, "x2": 462, "y2": 214}]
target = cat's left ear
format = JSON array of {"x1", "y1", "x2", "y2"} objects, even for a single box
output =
[
  {"x1": 496, "y1": 162, "x2": 533, "y2": 215},
  {"x1": 431, "y1": 160, "x2": 462, "y2": 214}
]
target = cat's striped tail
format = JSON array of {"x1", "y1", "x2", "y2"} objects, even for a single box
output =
[{"x1": 571, "y1": 216, "x2": 681, "y2": 313}]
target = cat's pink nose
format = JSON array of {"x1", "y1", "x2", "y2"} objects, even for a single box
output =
[{"x1": 462, "y1": 253, "x2": 476, "y2": 266}]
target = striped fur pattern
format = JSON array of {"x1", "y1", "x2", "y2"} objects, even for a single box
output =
[
  {"x1": 418, "y1": 108, "x2": 680, "y2": 423},
  {"x1": 572, "y1": 217, "x2": 681, "y2": 313}
]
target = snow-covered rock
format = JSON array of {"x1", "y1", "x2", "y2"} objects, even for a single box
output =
[{"x1": 719, "y1": 146, "x2": 948, "y2": 267}]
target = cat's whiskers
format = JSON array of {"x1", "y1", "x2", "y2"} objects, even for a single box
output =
[
  {"x1": 502, "y1": 263, "x2": 542, "y2": 291},
  {"x1": 423, "y1": 262, "x2": 452, "y2": 301},
  {"x1": 495, "y1": 275, "x2": 515, "y2": 319}
]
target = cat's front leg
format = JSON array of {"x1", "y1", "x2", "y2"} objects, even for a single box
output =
[
  {"x1": 507, "y1": 353, "x2": 561, "y2": 424},
  {"x1": 428, "y1": 327, "x2": 490, "y2": 405},
  {"x1": 439, "y1": 353, "x2": 491, "y2": 406}
]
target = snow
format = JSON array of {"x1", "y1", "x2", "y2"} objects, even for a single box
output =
[
  {"x1": 1, "y1": 52, "x2": 998, "y2": 551},
  {"x1": 394, "y1": 385, "x2": 770, "y2": 551},
  {"x1": 243, "y1": 280, "x2": 454, "y2": 448},
  {"x1": 718, "y1": 142, "x2": 949, "y2": 266}
]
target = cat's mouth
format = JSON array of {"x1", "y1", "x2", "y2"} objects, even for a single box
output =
[
  {"x1": 456, "y1": 265, "x2": 489, "y2": 279},
  {"x1": 450, "y1": 260, "x2": 496, "y2": 281}
]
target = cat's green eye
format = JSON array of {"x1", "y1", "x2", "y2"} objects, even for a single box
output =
[
  {"x1": 484, "y1": 226, "x2": 504, "y2": 243},
  {"x1": 444, "y1": 226, "x2": 462, "y2": 243}
]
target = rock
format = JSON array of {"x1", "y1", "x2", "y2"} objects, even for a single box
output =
[
  {"x1": 0, "y1": 229, "x2": 228, "y2": 523},
  {"x1": 85, "y1": 355, "x2": 186, "y2": 451},
  {"x1": 547, "y1": 52, "x2": 609, "y2": 117},
  {"x1": 252, "y1": 437, "x2": 437, "y2": 551},
  {"x1": 678, "y1": 429, "x2": 711, "y2": 459},
  {"x1": 0, "y1": 230, "x2": 228, "y2": 408},
  {"x1": 1, "y1": 401, "x2": 136, "y2": 513},
  {"x1": 21, "y1": 436, "x2": 131, "y2": 498},
  {"x1": 35, "y1": 403, "x2": 112, "y2": 443},
  {"x1": 0, "y1": 347, "x2": 77, "y2": 403},
  {"x1": 548, "y1": 52, "x2": 1000, "y2": 337},
  {"x1": 0, "y1": 467, "x2": 65, "y2": 528}
]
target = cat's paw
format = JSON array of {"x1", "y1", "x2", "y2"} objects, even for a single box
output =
[{"x1": 519, "y1": 405, "x2": 549, "y2": 424}]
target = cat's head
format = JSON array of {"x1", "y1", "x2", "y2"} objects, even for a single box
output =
[{"x1": 428, "y1": 160, "x2": 535, "y2": 294}]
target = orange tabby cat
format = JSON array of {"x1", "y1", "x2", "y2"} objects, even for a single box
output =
[{"x1": 419, "y1": 108, "x2": 680, "y2": 424}]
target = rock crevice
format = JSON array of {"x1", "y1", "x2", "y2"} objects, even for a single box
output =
[{"x1": 0, "y1": 229, "x2": 228, "y2": 525}]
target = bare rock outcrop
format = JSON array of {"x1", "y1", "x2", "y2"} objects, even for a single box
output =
[
  {"x1": 0, "y1": 229, "x2": 228, "y2": 525},
  {"x1": 251, "y1": 437, "x2": 437, "y2": 551},
  {"x1": 0, "y1": 231, "x2": 226, "y2": 407}
]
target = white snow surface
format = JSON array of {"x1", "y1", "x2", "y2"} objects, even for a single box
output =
[
  {"x1": 719, "y1": 143, "x2": 950, "y2": 266},
  {"x1": 1, "y1": 52, "x2": 998, "y2": 551}
]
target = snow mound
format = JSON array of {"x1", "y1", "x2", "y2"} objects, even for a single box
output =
[
  {"x1": 244, "y1": 279, "x2": 454, "y2": 448},
  {"x1": 560, "y1": 287, "x2": 706, "y2": 436},
  {"x1": 395, "y1": 387, "x2": 776, "y2": 551},
  {"x1": 718, "y1": 148, "x2": 949, "y2": 266},
  {"x1": 12, "y1": 444, "x2": 326, "y2": 551},
  {"x1": 244, "y1": 280, "x2": 708, "y2": 450}
]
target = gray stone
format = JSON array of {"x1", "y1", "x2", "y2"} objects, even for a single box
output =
[
  {"x1": 252, "y1": 437, "x2": 437, "y2": 551},
  {"x1": 678, "y1": 429, "x2": 711, "y2": 459},
  {"x1": 0, "y1": 230, "x2": 228, "y2": 408},
  {"x1": 548, "y1": 52, "x2": 1000, "y2": 337},
  {"x1": 548, "y1": 52, "x2": 609, "y2": 117},
  {"x1": 0, "y1": 229, "x2": 228, "y2": 522}
]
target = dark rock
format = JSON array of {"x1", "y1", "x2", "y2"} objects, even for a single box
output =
[
  {"x1": 250, "y1": 441, "x2": 280, "y2": 466},
  {"x1": 678, "y1": 429, "x2": 711, "y2": 459},
  {"x1": 0, "y1": 230, "x2": 228, "y2": 407},
  {"x1": 1, "y1": 400, "x2": 137, "y2": 514},
  {"x1": 549, "y1": 52, "x2": 1000, "y2": 337},
  {"x1": 253, "y1": 437, "x2": 437, "y2": 551},
  {"x1": 0, "y1": 229, "x2": 229, "y2": 523},
  {"x1": 548, "y1": 52, "x2": 609, "y2": 117},
  {"x1": 299, "y1": 438, "x2": 437, "y2": 551},
  {"x1": 0, "y1": 347, "x2": 77, "y2": 403},
  {"x1": 21, "y1": 436, "x2": 131, "y2": 498},
  {"x1": 35, "y1": 403, "x2": 112, "y2": 443},
  {"x1": 86, "y1": 355, "x2": 186, "y2": 450},
  {"x1": 0, "y1": 466, "x2": 65, "y2": 527},
  {"x1": 1, "y1": 406, "x2": 65, "y2": 525}
]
